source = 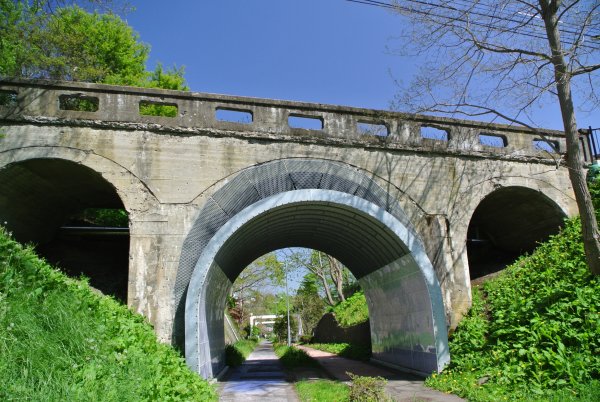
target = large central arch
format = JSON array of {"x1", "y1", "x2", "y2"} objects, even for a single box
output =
[{"x1": 177, "y1": 159, "x2": 449, "y2": 378}]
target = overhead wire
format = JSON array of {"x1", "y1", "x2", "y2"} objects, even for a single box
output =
[
  {"x1": 381, "y1": 0, "x2": 600, "y2": 45},
  {"x1": 352, "y1": 0, "x2": 600, "y2": 42},
  {"x1": 447, "y1": 0, "x2": 600, "y2": 39},
  {"x1": 342, "y1": 0, "x2": 600, "y2": 51},
  {"x1": 343, "y1": 0, "x2": 548, "y2": 42}
]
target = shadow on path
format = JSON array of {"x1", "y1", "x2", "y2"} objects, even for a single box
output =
[{"x1": 218, "y1": 341, "x2": 299, "y2": 401}]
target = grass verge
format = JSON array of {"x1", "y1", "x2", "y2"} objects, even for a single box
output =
[
  {"x1": 0, "y1": 227, "x2": 217, "y2": 401},
  {"x1": 296, "y1": 379, "x2": 350, "y2": 402}
]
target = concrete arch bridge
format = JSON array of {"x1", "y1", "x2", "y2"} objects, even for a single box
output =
[{"x1": 0, "y1": 79, "x2": 577, "y2": 378}]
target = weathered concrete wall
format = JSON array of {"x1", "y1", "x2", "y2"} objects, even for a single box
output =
[{"x1": 0, "y1": 79, "x2": 577, "y2": 342}]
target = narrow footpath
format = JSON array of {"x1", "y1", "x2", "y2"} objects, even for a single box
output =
[
  {"x1": 218, "y1": 341, "x2": 299, "y2": 402},
  {"x1": 297, "y1": 345, "x2": 465, "y2": 402},
  {"x1": 219, "y1": 341, "x2": 464, "y2": 401}
]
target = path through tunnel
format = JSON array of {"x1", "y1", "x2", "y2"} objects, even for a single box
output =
[
  {"x1": 467, "y1": 186, "x2": 566, "y2": 281},
  {"x1": 0, "y1": 158, "x2": 130, "y2": 302}
]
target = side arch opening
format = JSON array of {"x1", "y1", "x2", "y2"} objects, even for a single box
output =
[
  {"x1": 467, "y1": 186, "x2": 566, "y2": 281},
  {"x1": 0, "y1": 158, "x2": 130, "y2": 301},
  {"x1": 185, "y1": 190, "x2": 449, "y2": 378}
]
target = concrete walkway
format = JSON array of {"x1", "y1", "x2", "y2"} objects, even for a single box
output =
[
  {"x1": 218, "y1": 341, "x2": 299, "y2": 401},
  {"x1": 297, "y1": 345, "x2": 465, "y2": 402}
]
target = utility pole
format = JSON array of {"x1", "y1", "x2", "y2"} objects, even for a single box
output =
[{"x1": 285, "y1": 260, "x2": 291, "y2": 347}]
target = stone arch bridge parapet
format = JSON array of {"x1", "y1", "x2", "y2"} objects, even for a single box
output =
[{"x1": 0, "y1": 79, "x2": 577, "y2": 375}]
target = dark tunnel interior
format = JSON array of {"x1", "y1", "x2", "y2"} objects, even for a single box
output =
[
  {"x1": 0, "y1": 158, "x2": 129, "y2": 302},
  {"x1": 467, "y1": 186, "x2": 566, "y2": 281}
]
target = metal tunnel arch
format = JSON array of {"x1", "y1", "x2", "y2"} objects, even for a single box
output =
[{"x1": 176, "y1": 159, "x2": 449, "y2": 378}]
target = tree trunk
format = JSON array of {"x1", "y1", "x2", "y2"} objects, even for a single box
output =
[
  {"x1": 317, "y1": 252, "x2": 336, "y2": 305},
  {"x1": 327, "y1": 255, "x2": 346, "y2": 302},
  {"x1": 540, "y1": 0, "x2": 600, "y2": 275}
]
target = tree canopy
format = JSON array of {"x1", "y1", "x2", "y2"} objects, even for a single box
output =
[{"x1": 0, "y1": 0, "x2": 186, "y2": 90}]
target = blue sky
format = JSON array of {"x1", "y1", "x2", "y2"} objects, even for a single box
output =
[{"x1": 124, "y1": 1, "x2": 579, "y2": 132}]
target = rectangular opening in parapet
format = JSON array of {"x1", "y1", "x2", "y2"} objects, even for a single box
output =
[
  {"x1": 288, "y1": 114, "x2": 323, "y2": 130},
  {"x1": 139, "y1": 100, "x2": 178, "y2": 117},
  {"x1": 479, "y1": 133, "x2": 507, "y2": 148},
  {"x1": 421, "y1": 126, "x2": 449, "y2": 141},
  {"x1": 358, "y1": 122, "x2": 388, "y2": 137},
  {"x1": 59, "y1": 94, "x2": 99, "y2": 112},
  {"x1": 533, "y1": 138, "x2": 559, "y2": 153},
  {"x1": 216, "y1": 107, "x2": 253, "y2": 124},
  {"x1": 0, "y1": 90, "x2": 17, "y2": 107}
]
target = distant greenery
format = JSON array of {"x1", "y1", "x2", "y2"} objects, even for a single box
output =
[
  {"x1": 139, "y1": 102, "x2": 178, "y2": 118},
  {"x1": 296, "y1": 379, "x2": 350, "y2": 402},
  {"x1": 273, "y1": 343, "x2": 318, "y2": 369},
  {"x1": 77, "y1": 208, "x2": 129, "y2": 227},
  {"x1": 426, "y1": 217, "x2": 600, "y2": 401},
  {"x1": 0, "y1": 227, "x2": 216, "y2": 401},
  {"x1": 273, "y1": 314, "x2": 298, "y2": 343},
  {"x1": 307, "y1": 343, "x2": 371, "y2": 361},
  {"x1": 331, "y1": 291, "x2": 368, "y2": 327},
  {"x1": 225, "y1": 339, "x2": 257, "y2": 367}
]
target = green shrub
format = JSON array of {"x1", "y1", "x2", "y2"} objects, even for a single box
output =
[
  {"x1": 299, "y1": 334, "x2": 313, "y2": 344},
  {"x1": 332, "y1": 291, "x2": 368, "y2": 327},
  {"x1": 225, "y1": 339, "x2": 257, "y2": 367},
  {"x1": 347, "y1": 373, "x2": 391, "y2": 402},
  {"x1": 426, "y1": 218, "x2": 600, "y2": 401},
  {"x1": 0, "y1": 227, "x2": 216, "y2": 401},
  {"x1": 273, "y1": 343, "x2": 319, "y2": 369}
]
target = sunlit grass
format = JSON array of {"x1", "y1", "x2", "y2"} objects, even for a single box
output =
[
  {"x1": 0, "y1": 228, "x2": 216, "y2": 401},
  {"x1": 296, "y1": 379, "x2": 350, "y2": 402}
]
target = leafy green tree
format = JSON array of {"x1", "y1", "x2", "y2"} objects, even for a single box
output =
[
  {"x1": 144, "y1": 63, "x2": 188, "y2": 91},
  {"x1": 39, "y1": 6, "x2": 148, "y2": 83},
  {"x1": 293, "y1": 273, "x2": 327, "y2": 335},
  {"x1": 273, "y1": 314, "x2": 297, "y2": 343},
  {"x1": 0, "y1": 1, "x2": 187, "y2": 91},
  {"x1": 229, "y1": 253, "x2": 284, "y2": 326}
]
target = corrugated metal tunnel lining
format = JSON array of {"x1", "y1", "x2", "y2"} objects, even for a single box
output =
[
  {"x1": 174, "y1": 158, "x2": 417, "y2": 323},
  {"x1": 181, "y1": 161, "x2": 449, "y2": 379},
  {"x1": 215, "y1": 202, "x2": 409, "y2": 282}
]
